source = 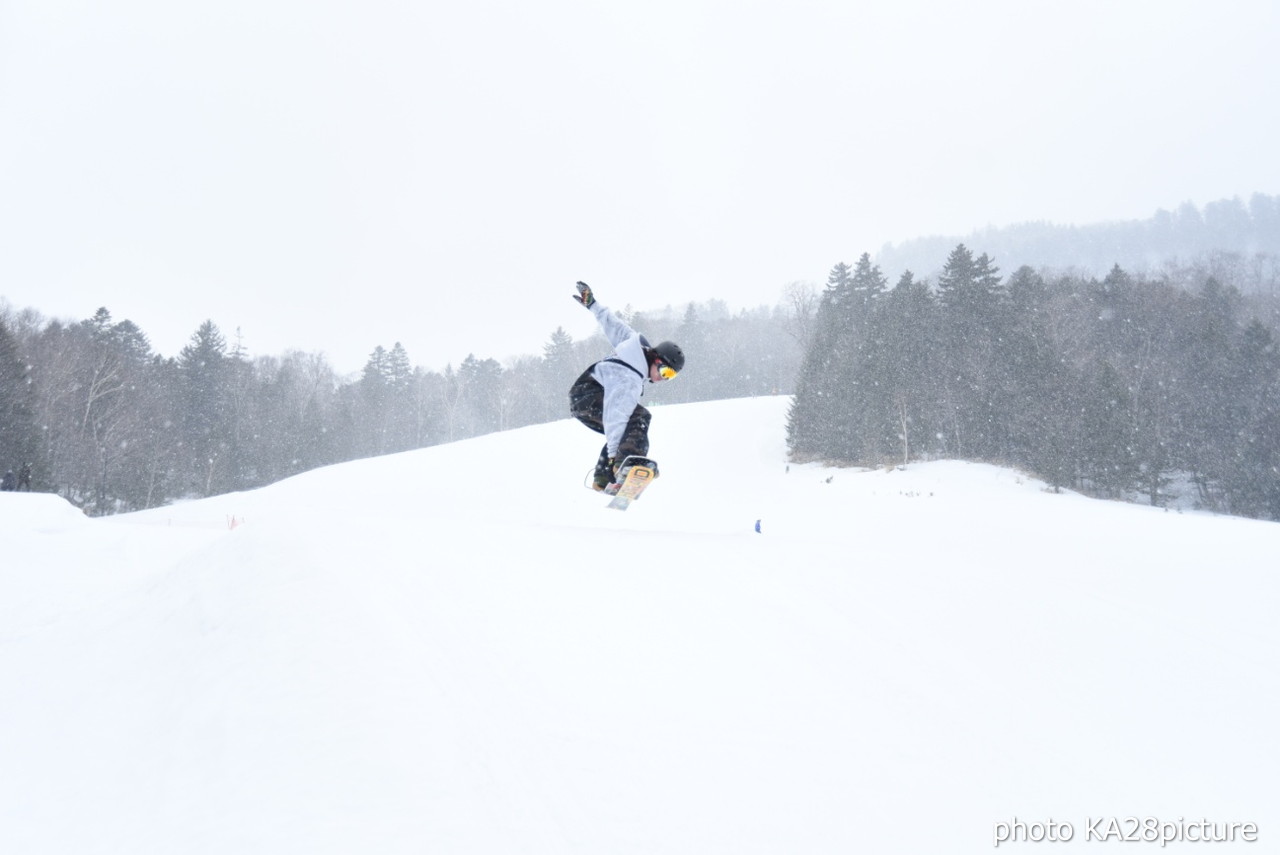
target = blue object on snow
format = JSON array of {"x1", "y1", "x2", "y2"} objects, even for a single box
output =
[{"x1": 754, "y1": 519, "x2": 761, "y2": 533}]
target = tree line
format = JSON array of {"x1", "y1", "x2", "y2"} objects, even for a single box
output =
[
  {"x1": 6, "y1": 236, "x2": 1277, "y2": 521},
  {"x1": 787, "y1": 247, "x2": 1280, "y2": 521},
  {"x1": 0, "y1": 299, "x2": 804, "y2": 515}
]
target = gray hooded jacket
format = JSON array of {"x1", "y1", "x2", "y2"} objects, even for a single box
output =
[{"x1": 586, "y1": 301, "x2": 649, "y2": 458}]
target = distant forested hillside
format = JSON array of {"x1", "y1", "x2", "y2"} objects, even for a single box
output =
[{"x1": 876, "y1": 193, "x2": 1280, "y2": 296}]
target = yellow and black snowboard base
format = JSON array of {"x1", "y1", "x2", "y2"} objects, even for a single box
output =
[{"x1": 601, "y1": 456, "x2": 659, "y2": 511}]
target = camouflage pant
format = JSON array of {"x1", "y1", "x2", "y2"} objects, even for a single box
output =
[{"x1": 568, "y1": 368, "x2": 651, "y2": 463}]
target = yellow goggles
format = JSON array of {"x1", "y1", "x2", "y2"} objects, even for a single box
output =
[{"x1": 657, "y1": 362, "x2": 679, "y2": 380}]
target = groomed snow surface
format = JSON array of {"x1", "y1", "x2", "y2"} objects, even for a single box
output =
[{"x1": 2, "y1": 396, "x2": 1277, "y2": 853}]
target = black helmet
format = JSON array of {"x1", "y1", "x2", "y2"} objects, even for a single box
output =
[{"x1": 651, "y1": 340, "x2": 685, "y2": 373}]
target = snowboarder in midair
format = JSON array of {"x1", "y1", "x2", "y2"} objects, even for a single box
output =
[{"x1": 568, "y1": 281, "x2": 685, "y2": 491}]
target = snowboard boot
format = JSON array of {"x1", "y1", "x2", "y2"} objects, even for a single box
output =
[{"x1": 590, "y1": 446, "x2": 616, "y2": 492}]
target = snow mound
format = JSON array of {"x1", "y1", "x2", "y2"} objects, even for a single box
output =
[
  {"x1": 0, "y1": 491, "x2": 89, "y2": 534},
  {"x1": 3, "y1": 395, "x2": 1278, "y2": 855}
]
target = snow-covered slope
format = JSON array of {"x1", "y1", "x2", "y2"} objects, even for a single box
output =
[{"x1": 2, "y1": 396, "x2": 1276, "y2": 854}]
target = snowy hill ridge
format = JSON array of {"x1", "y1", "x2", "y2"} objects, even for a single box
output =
[{"x1": 2, "y1": 396, "x2": 1277, "y2": 854}]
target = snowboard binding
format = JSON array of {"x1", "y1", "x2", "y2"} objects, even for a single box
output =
[
  {"x1": 604, "y1": 456, "x2": 659, "y2": 509},
  {"x1": 584, "y1": 455, "x2": 660, "y2": 494}
]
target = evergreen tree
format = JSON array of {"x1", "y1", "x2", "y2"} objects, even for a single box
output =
[
  {"x1": 1219, "y1": 320, "x2": 1280, "y2": 517},
  {"x1": 387, "y1": 342, "x2": 413, "y2": 389},
  {"x1": 877, "y1": 271, "x2": 942, "y2": 464},
  {"x1": 1115, "y1": 276, "x2": 1180, "y2": 505},
  {"x1": 356, "y1": 345, "x2": 394, "y2": 456},
  {"x1": 936, "y1": 244, "x2": 1008, "y2": 458},
  {"x1": 177, "y1": 320, "x2": 232, "y2": 496},
  {"x1": 411, "y1": 368, "x2": 449, "y2": 447},
  {"x1": 936, "y1": 244, "x2": 979, "y2": 310},
  {"x1": 826, "y1": 261, "x2": 855, "y2": 304},
  {"x1": 1000, "y1": 267, "x2": 1075, "y2": 488},
  {"x1": 669, "y1": 305, "x2": 706, "y2": 403},
  {"x1": 248, "y1": 351, "x2": 339, "y2": 486},
  {"x1": 541, "y1": 327, "x2": 580, "y2": 420},
  {"x1": 1176, "y1": 278, "x2": 1242, "y2": 506},
  {"x1": 849, "y1": 252, "x2": 888, "y2": 309},
  {"x1": 0, "y1": 318, "x2": 37, "y2": 481},
  {"x1": 383, "y1": 342, "x2": 417, "y2": 452},
  {"x1": 788, "y1": 263, "x2": 860, "y2": 460},
  {"x1": 1079, "y1": 360, "x2": 1138, "y2": 496},
  {"x1": 457, "y1": 355, "x2": 505, "y2": 436}
]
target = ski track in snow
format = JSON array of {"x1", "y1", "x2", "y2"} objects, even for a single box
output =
[{"x1": 2, "y1": 396, "x2": 1277, "y2": 854}]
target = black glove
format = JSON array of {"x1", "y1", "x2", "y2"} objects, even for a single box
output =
[{"x1": 572, "y1": 281, "x2": 596, "y2": 309}]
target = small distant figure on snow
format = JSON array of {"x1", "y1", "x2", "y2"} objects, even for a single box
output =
[
  {"x1": 1, "y1": 470, "x2": 15, "y2": 491},
  {"x1": 17, "y1": 462, "x2": 32, "y2": 491}
]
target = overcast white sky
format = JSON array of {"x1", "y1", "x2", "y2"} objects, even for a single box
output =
[{"x1": 2, "y1": 0, "x2": 1277, "y2": 374}]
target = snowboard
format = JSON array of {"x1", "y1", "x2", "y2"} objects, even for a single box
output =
[{"x1": 604, "y1": 456, "x2": 659, "y2": 511}]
